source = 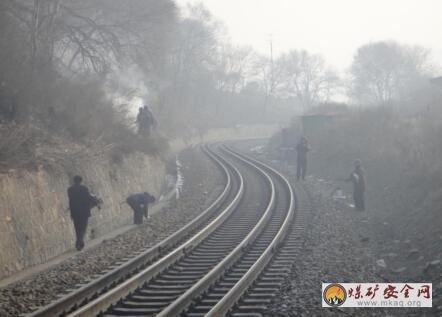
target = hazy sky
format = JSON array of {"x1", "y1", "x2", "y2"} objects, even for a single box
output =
[{"x1": 177, "y1": 0, "x2": 442, "y2": 74}]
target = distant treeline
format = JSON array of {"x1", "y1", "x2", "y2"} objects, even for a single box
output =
[{"x1": 0, "y1": 1, "x2": 440, "y2": 168}]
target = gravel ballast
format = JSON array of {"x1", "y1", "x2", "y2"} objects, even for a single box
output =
[
  {"x1": 234, "y1": 139, "x2": 440, "y2": 317},
  {"x1": 2, "y1": 140, "x2": 439, "y2": 317},
  {"x1": 263, "y1": 176, "x2": 439, "y2": 317}
]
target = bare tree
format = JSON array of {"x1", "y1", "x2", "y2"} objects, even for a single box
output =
[
  {"x1": 4, "y1": 0, "x2": 178, "y2": 74},
  {"x1": 1, "y1": 0, "x2": 295, "y2": 134},
  {"x1": 253, "y1": 54, "x2": 284, "y2": 114},
  {"x1": 280, "y1": 50, "x2": 339, "y2": 111},
  {"x1": 166, "y1": 3, "x2": 226, "y2": 110},
  {"x1": 228, "y1": 45, "x2": 257, "y2": 95},
  {"x1": 211, "y1": 44, "x2": 236, "y2": 114},
  {"x1": 210, "y1": 44, "x2": 257, "y2": 114},
  {"x1": 348, "y1": 40, "x2": 433, "y2": 105}
]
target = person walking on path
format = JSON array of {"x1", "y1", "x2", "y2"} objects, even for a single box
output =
[
  {"x1": 345, "y1": 159, "x2": 366, "y2": 211},
  {"x1": 296, "y1": 136, "x2": 310, "y2": 181},
  {"x1": 67, "y1": 175, "x2": 101, "y2": 251},
  {"x1": 126, "y1": 192, "x2": 156, "y2": 224}
]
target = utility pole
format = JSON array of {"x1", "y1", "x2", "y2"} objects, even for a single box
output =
[{"x1": 269, "y1": 34, "x2": 274, "y2": 92}]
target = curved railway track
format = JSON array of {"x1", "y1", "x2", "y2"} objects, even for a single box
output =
[{"x1": 27, "y1": 140, "x2": 301, "y2": 317}]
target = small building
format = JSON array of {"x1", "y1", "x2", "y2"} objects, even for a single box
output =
[
  {"x1": 429, "y1": 76, "x2": 442, "y2": 87},
  {"x1": 300, "y1": 114, "x2": 334, "y2": 135}
]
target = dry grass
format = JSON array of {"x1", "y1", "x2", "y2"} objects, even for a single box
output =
[
  {"x1": 292, "y1": 100, "x2": 442, "y2": 189},
  {"x1": 0, "y1": 123, "x2": 115, "y2": 171},
  {"x1": 0, "y1": 124, "x2": 39, "y2": 170},
  {"x1": 0, "y1": 80, "x2": 169, "y2": 170}
]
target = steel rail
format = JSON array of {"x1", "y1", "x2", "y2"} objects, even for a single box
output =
[
  {"x1": 205, "y1": 141, "x2": 296, "y2": 316},
  {"x1": 26, "y1": 143, "x2": 234, "y2": 317},
  {"x1": 62, "y1": 142, "x2": 245, "y2": 317},
  {"x1": 155, "y1": 142, "x2": 278, "y2": 317}
]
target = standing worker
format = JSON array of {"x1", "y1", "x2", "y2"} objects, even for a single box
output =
[
  {"x1": 67, "y1": 175, "x2": 101, "y2": 251},
  {"x1": 135, "y1": 107, "x2": 145, "y2": 135},
  {"x1": 345, "y1": 159, "x2": 366, "y2": 211},
  {"x1": 296, "y1": 136, "x2": 310, "y2": 181},
  {"x1": 143, "y1": 105, "x2": 157, "y2": 137},
  {"x1": 126, "y1": 192, "x2": 157, "y2": 224}
]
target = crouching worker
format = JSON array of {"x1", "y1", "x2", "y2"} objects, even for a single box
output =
[
  {"x1": 345, "y1": 159, "x2": 366, "y2": 211},
  {"x1": 126, "y1": 192, "x2": 156, "y2": 224},
  {"x1": 68, "y1": 175, "x2": 102, "y2": 251}
]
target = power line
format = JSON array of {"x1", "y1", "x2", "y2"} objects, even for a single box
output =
[{"x1": 269, "y1": 34, "x2": 275, "y2": 90}]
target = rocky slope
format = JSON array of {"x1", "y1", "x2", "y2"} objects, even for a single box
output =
[{"x1": 0, "y1": 146, "x2": 223, "y2": 317}]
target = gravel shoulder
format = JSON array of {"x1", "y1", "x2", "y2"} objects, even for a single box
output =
[
  {"x1": 263, "y1": 176, "x2": 388, "y2": 317},
  {"x1": 234, "y1": 140, "x2": 439, "y2": 317},
  {"x1": 0, "y1": 145, "x2": 223, "y2": 317},
  {"x1": 264, "y1": 175, "x2": 438, "y2": 317}
]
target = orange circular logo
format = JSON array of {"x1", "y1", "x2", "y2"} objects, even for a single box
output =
[{"x1": 323, "y1": 284, "x2": 347, "y2": 306}]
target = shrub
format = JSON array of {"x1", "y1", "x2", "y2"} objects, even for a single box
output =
[
  {"x1": 0, "y1": 124, "x2": 40, "y2": 170},
  {"x1": 270, "y1": 97, "x2": 442, "y2": 189}
]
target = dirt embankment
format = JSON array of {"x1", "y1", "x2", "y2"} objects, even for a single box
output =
[
  {"x1": 0, "y1": 146, "x2": 223, "y2": 317},
  {"x1": 306, "y1": 151, "x2": 442, "y2": 313}
]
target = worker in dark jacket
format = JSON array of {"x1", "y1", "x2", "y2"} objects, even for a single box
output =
[
  {"x1": 67, "y1": 175, "x2": 100, "y2": 251},
  {"x1": 296, "y1": 136, "x2": 310, "y2": 181},
  {"x1": 135, "y1": 107, "x2": 145, "y2": 134},
  {"x1": 143, "y1": 105, "x2": 157, "y2": 137},
  {"x1": 345, "y1": 159, "x2": 366, "y2": 211},
  {"x1": 126, "y1": 192, "x2": 157, "y2": 224}
]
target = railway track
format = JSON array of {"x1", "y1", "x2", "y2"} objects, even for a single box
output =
[{"x1": 27, "y1": 140, "x2": 301, "y2": 317}]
